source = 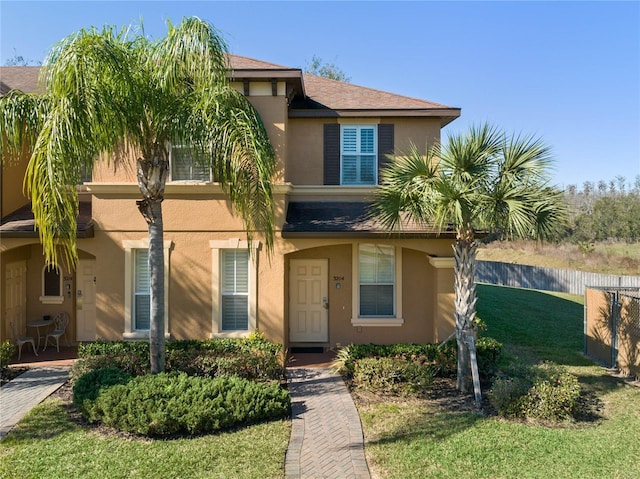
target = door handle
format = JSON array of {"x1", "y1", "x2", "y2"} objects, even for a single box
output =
[{"x1": 322, "y1": 297, "x2": 329, "y2": 309}]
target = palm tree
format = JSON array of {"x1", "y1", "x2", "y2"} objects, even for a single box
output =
[
  {"x1": 372, "y1": 123, "x2": 567, "y2": 400},
  {"x1": 0, "y1": 17, "x2": 276, "y2": 373}
]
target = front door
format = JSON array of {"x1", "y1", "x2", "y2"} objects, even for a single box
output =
[
  {"x1": 289, "y1": 259, "x2": 328, "y2": 342},
  {"x1": 76, "y1": 259, "x2": 97, "y2": 341},
  {"x1": 5, "y1": 261, "x2": 27, "y2": 341}
]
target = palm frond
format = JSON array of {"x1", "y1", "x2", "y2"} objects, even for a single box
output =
[
  {"x1": 0, "y1": 91, "x2": 49, "y2": 166},
  {"x1": 152, "y1": 17, "x2": 229, "y2": 95},
  {"x1": 372, "y1": 142, "x2": 441, "y2": 231},
  {"x1": 441, "y1": 123, "x2": 502, "y2": 185},
  {"x1": 184, "y1": 86, "x2": 277, "y2": 252}
]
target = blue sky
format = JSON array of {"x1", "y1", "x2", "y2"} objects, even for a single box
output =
[{"x1": 1, "y1": 0, "x2": 638, "y2": 189}]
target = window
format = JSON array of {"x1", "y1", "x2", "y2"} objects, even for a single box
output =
[
  {"x1": 359, "y1": 244, "x2": 394, "y2": 316},
  {"x1": 220, "y1": 250, "x2": 249, "y2": 331},
  {"x1": 40, "y1": 265, "x2": 63, "y2": 304},
  {"x1": 341, "y1": 125, "x2": 377, "y2": 185},
  {"x1": 170, "y1": 144, "x2": 211, "y2": 182},
  {"x1": 133, "y1": 249, "x2": 150, "y2": 331},
  {"x1": 123, "y1": 239, "x2": 172, "y2": 339},
  {"x1": 210, "y1": 240, "x2": 260, "y2": 337},
  {"x1": 351, "y1": 243, "x2": 404, "y2": 327}
]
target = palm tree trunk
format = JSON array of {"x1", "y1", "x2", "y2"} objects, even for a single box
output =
[
  {"x1": 453, "y1": 231, "x2": 478, "y2": 393},
  {"x1": 136, "y1": 152, "x2": 168, "y2": 374}
]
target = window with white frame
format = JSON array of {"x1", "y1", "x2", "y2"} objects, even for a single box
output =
[
  {"x1": 359, "y1": 244, "x2": 395, "y2": 316},
  {"x1": 123, "y1": 239, "x2": 172, "y2": 340},
  {"x1": 133, "y1": 249, "x2": 151, "y2": 331},
  {"x1": 40, "y1": 265, "x2": 64, "y2": 304},
  {"x1": 170, "y1": 144, "x2": 211, "y2": 182},
  {"x1": 220, "y1": 250, "x2": 249, "y2": 331},
  {"x1": 210, "y1": 240, "x2": 259, "y2": 338},
  {"x1": 341, "y1": 125, "x2": 377, "y2": 185}
]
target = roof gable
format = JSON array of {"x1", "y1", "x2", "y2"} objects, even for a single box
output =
[{"x1": 0, "y1": 56, "x2": 459, "y2": 123}]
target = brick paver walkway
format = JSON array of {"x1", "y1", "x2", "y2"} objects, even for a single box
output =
[
  {"x1": 285, "y1": 367, "x2": 370, "y2": 479},
  {"x1": 0, "y1": 366, "x2": 70, "y2": 438}
]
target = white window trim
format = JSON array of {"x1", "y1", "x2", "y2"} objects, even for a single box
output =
[
  {"x1": 169, "y1": 143, "x2": 212, "y2": 183},
  {"x1": 210, "y1": 239, "x2": 260, "y2": 338},
  {"x1": 351, "y1": 243, "x2": 404, "y2": 327},
  {"x1": 340, "y1": 125, "x2": 378, "y2": 186},
  {"x1": 39, "y1": 265, "x2": 64, "y2": 304},
  {"x1": 123, "y1": 239, "x2": 173, "y2": 340}
]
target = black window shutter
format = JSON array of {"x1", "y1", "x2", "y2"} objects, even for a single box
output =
[
  {"x1": 377, "y1": 124, "x2": 394, "y2": 183},
  {"x1": 324, "y1": 124, "x2": 340, "y2": 185}
]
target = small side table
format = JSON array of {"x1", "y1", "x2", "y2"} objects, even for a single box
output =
[{"x1": 27, "y1": 319, "x2": 52, "y2": 351}]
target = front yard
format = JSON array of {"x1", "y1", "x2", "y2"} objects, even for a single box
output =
[
  {"x1": 356, "y1": 284, "x2": 640, "y2": 478},
  {"x1": 1, "y1": 284, "x2": 638, "y2": 478}
]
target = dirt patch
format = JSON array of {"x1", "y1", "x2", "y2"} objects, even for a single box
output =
[{"x1": 350, "y1": 376, "x2": 485, "y2": 415}]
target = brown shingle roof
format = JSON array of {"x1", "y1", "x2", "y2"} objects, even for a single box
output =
[
  {"x1": 300, "y1": 73, "x2": 450, "y2": 111},
  {"x1": 0, "y1": 66, "x2": 42, "y2": 94},
  {"x1": 0, "y1": 56, "x2": 459, "y2": 121},
  {"x1": 0, "y1": 200, "x2": 94, "y2": 238},
  {"x1": 282, "y1": 201, "x2": 455, "y2": 238}
]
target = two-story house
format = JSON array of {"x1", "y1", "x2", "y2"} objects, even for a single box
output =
[{"x1": 0, "y1": 55, "x2": 460, "y2": 351}]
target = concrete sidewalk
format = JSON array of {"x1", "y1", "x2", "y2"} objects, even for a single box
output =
[
  {"x1": 286, "y1": 367, "x2": 371, "y2": 479},
  {"x1": 0, "y1": 366, "x2": 70, "y2": 438}
]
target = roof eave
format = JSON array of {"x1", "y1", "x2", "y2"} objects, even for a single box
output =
[
  {"x1": 289, "y1": 108, "x2": 461, "y2": 123},
  {"x1": 281, "y1": 230, "x2": 457, "y2": 239}
]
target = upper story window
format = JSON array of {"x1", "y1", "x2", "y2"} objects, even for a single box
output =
[
  {"x1": 341, "y1": 125, "x2": 377, "y2": 185},
  {"x1": 170, "y1": 145, "x2": 212, "y2": 182}
]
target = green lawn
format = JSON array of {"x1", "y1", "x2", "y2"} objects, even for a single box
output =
[
  {"x1": 0, "y1": 399, "x2": 289, "y2": 479},
  {"x1": 357, "y1": 284, "x2": 640, "y2": 479}
]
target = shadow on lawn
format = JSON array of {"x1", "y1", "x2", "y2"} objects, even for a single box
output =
[{"x1": 4, "y1": 399, "x2": 78, "y2": 443}]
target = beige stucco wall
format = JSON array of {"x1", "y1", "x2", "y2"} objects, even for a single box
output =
[
  {"x1": 284, "y1": 239, "x2": 454, "y2": 347},
  {"x1": 286, "y1": 117, "x2": 443, "y2": 185},
  {"x1": 1, "y1": 156, "x2": 29, "y2": 217}
]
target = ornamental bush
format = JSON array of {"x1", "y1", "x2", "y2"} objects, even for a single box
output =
[
  {"x1": 84, "y1": 373, "x2": 290, "y2": 436},
  {"x1": 353, "y1": 357, "x2": 435, "y2": 395},
  {"x1": 488, "y1": 362, "x2": 581, "y2": 421},
  {"x1": 73, "y1": 336, "x2": 285, "y2": 383},
  {"x1": 0, "y1": 340, "x2": 15, "y2": 372},
  {"x1": 72, "y1": 367, "x2": 132, "y2": 415},
  {"x1": 332, "y1": 337, "x2": 501, "y2": 380}
]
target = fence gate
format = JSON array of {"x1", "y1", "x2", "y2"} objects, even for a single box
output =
[{"x1": 585, "y1": 286, "x2": 640, "y2": 380}]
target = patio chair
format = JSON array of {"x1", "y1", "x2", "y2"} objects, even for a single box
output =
[
  {"x1": 43, "y1": 312, "x2": 70, "y2": 352},
  {"x1": 10, "y1": 321, "x2": 38, "y2": 360}
]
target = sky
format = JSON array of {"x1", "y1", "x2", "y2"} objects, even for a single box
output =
[{"x1": 1, "y1": 0, "x2": 638, "y2": 189}]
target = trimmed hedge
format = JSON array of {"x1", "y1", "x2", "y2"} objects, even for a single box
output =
[
  {"x1": 84, "y1": 373, "x2": 290, "y2": 436},
  {"x1": 72, "y1": 334, "x2": 285, "y2": 383},
  {"x1": 353, "y1": 357, "x2": 435, "y2": 395},
  {"x1": 334, "y1": 337, "x2": 502, "y2": 379}
]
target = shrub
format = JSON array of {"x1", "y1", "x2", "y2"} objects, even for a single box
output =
[
  {"x1": 85, "y1": 373, "x2": 290, "y2": 436},
  {"x1": 488, "y1": 362, "x2": 581, "y2": 421},
  {"x1": 165, "y1": 349, "x2": 284, "y2": 382},
  {"x1": 330, "y1": 338, "x2": 499, "y2": 380},
  {"x1": 74, "y1": 337, "x2": 285, "y2": 382},
  {"x1": 353, "y1": 357, "x2": 434, "y2": 395},
  {"x1": 70, "y1": 353, "x2": 149, "y2": 382},
  {"x1": 476, "y1": 336, "x2": 503, "y2": 377},
  {"x1": 72, "y1": 367, "x2": 132, "y2": 415},
  {"x1": 0, "y1": 340, "x2": 15, "y2": 372}
]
